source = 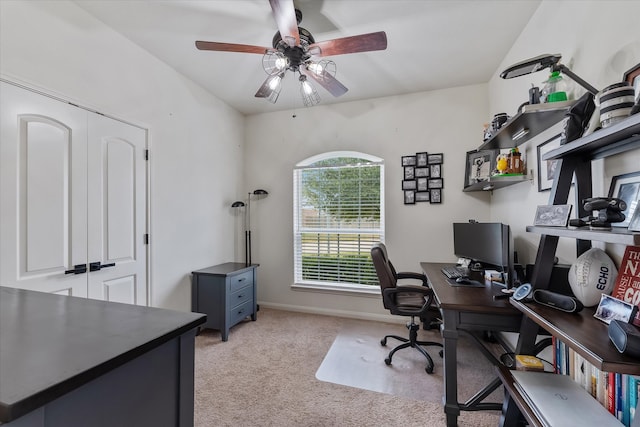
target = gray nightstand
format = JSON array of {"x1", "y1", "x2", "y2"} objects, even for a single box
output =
[{"x1": 191, "y1": 263, "x2": 258, "y2": 341}]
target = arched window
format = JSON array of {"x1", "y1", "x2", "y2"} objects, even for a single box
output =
[{"x1": 293, "y1": 151, "x2": 384, "y2": 291}]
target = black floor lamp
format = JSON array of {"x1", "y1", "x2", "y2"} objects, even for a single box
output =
[{"x1": 232, "y1": 189, "x2": 268, "y2": 266}]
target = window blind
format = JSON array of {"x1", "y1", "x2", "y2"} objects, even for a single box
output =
[{"x1": 293, "y1": 157, "x2": 384, "y2": 287}]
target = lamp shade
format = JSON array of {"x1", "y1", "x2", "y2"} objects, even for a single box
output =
[
  {"x1": 231, "y1": 201, "x2": 245, "y2": 207},
  {"x1": 253, "y1": 189, "x2": 269, "y2": 195}
]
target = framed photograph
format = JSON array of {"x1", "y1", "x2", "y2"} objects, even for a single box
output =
[
  {"x1": 416, "y1": 152, "x2": 428, "y2": 167},
  {"x1": 608, "y1": 171, "x2": 640, "y2": 228},
  {"x1": 403, "y1": 166, "x2": 415, "y2": 180},
  {"x1": 628, "y1": 206, "x2": 640, "y2": 232},
  {"x1": 404, "y1": 190, "x2": 415, "y2": 205},
  {"x1": 430, "y1": 164, "x2": 441, "y2": 178},
  {"x1": 430, "y1": 188, "x2": 442, "y2": 204},
  {"x1": 402, "y1": 155, "x2": 416, "y2": 167},
  {"x1": 465, "y1": 149, "x2": 496, "y2": 187},
  {"x1": 402, "y1": 179, "x2": 416, "y2": 190},
  {"x1": 416, "y1": 177, "x2": 428, "y2": 191},
  {"x1": 415, "y1": 191, "x2": 430, "y2": 202},
  {"x1": 428, "y1": 178, "x2": 443, "y2": 189},
  {"x1": 415, "y1": 167, "x2": 429, "y2": 178},
  {"x1": 533, "y1": 204, "x2": 572, "y2": 226},
  {"x1": 594, "y1": 294, "x2": 638, "y2": 325},
  {"x1": 537, "y1": 134, "x2": 562, "y2": 192},
  {"x1": 428, "y1": 153, "x2": 443, "y2": 165},
  {"x1": 624, "y1": 63, "x2": 640, "y2": 100}
]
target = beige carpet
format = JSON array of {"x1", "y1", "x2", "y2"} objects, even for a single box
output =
[
  {"x1": 316, "y1": 319, "x2": 502, "y2": 404},
  {"x1": 194, "y1": 308, "x2": 502, "y2": 426}
]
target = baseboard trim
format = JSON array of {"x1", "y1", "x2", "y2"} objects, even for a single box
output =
[{"x1": 257, "y1": 301, "x2": 406, "y2": 324}]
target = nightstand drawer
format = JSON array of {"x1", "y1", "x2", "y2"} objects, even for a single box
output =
[
  {"x1": 230, "y1": 270, "x2": 253, "y2": 292},
  {"x1": 230, "y1": 284, "x2": 253, "y2": 307},
  {"x1": 230, "y1": 300, "x2": 253, "y2": 325}
]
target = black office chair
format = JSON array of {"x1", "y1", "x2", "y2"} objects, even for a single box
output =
[{"x1": 371, "y1": 243, "x2": 443, "y2": 374}]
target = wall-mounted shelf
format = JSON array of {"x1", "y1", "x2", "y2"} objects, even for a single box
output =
[
  {"x1": 543, "y1": 113, "x2": 640, "y2": 161},
  {"x1": 478, "y1": 100, "x2": 574, "y2": 151},
  {"x1": 463, "y1": 173, "x2": 531, "y2": 192},
  {"x1": 526, "y1": 225, "x2": 640, "y2": 245}
]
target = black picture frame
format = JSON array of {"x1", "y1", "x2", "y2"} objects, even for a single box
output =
[
  {"x1": 404, "y1": 166, "x2": 415, "y2": 180},
  {"x1": 533, "y1": 204, "x2": 572, "y2": 227},
  {"x1": 417, "y1": 177, "x2": 428, "y2": 191},
  {"x1": 537, "y1": 134, "x2": 562, "y2": 192},
  {"x1": 415, "y1": 167, "x2": 429, "y2": 178},
  {"x1": 404, "y1": 190, "x2": 415, "y2": 204},
  {"x1": 428, "y1": 153, "x2": 443, "y2": 165},
  {"x1": 430, "y1": 189, "x2": 442, "y2": 204},
  {"x1": 430, "y1": 164, "x2": 441, "y2": 178},
  {"x1": 464, "y1": 149, "x2": 496, "y2": 187},
  {"x1": 428, "y1": 178, "x2": 443, "y2": 189},
  {"x1": 402, "y1": 155, "x2": 416, "y2": 166},
  {"x1": 416, "y1": 152, "x2": 428, "y2": 167},
  {"x1": 608, "y1": 171, "x2": 640, "y2": 228},
  {"x1": 402, "y1": 179, "x2": 417, "y2": 190},
  {"x1": 415, "y1": 191, "x2": 430, "y2": 202}
]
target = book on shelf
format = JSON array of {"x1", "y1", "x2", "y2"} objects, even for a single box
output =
[{"x1": 610, "y1": 245, "x2": 640, "y2": 326}]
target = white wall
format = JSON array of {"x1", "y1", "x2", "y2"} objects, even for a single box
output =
[
  {"x1": 487, "y1": 0, "x2": 640, "y2": 267},
  {"x1": 0, "y1": 1, "x2": 246, "y2": 310},
  {"x1": 245, "y1": 85, "x2": 491, "y2": 317}
]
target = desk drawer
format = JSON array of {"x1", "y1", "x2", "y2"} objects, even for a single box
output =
[
  {"x1": 230, "y1": 300, "x2": 253, "y2": 326},
  {"x1": 230, "y1": 270, "x2": 253, "y2": 292},
  {"x1": 230, "y1": 284, "x2": 253, "y2": 307}
]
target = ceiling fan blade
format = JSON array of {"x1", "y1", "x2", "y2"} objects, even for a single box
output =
[
  {"x1": 301, "y1": 66, "x2": 348, "y2": 97},
  {"x1": 269, "y1": 0, "x2": 300, "y2": 47},
  {"x1": 195, "y1": 41, "x2": 272, "y2": 55},
  {"x1": 309, "y1": 31, "x2": 387, "y2": 57}
]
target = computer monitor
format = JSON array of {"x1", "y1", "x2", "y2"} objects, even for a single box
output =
[{"x1": 453, "y1": 221, "x2": 514, "y2": 288}]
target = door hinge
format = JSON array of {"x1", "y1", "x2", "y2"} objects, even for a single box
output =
[
  {"x1": 144, "y1": 233, "x2": 149, "y2": 244},
  {"x1": 144, "y1": 149, "x2": 149, "y2": 160}
]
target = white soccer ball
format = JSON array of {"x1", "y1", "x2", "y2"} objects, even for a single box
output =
[{"x1": 568, "y1": 248, "x2": 618, "y2": 307}]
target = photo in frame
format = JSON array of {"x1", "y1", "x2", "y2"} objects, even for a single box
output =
[
  {"x1": 428, "y1": 153, "x2": 443, "y2": 164},
  {"x1": 416, "y1": 152, "x2": 428, "y2": 167},
  {"x1": 415, "y1": 191, "x2": 430, "y2": 202},
  {"x1": 537, "y1": 134, "x2": 562, "y2": 192},
  {"x1": 430, "y1": 164, "x2": 441, "y2": 178},
  {"x1": 464, "y1": 150, "x2": 496, "y2": 187},
  {"x1": 402, "y1": 155, "x2": 416, "y2": 166},
  {"x1": 404, "y1": 166, "x2": 415, "y2": 180},
  {"x1": 417, "y1": 177, "x2": 428, "y2": 191},
  {"x1": 608, "y1": 171, "x2": 640, "y2": 228},
  {"x1": 415, "y1": 167, "x2": 429, "y2": 178},
  {"x1": 624, "y1": 63, "x2": 640, "y2": 102},
  {"x1": 430, "y1": 189, "x2": 442, "y2": 204},
  {"x1": 533, "y1": 204, "x2": 572, "y2": 227},
  {"x1": 594, "y1": 294, "x2": 638, "y2": 325},
  {"x1": 628, "y1": 206, "x2": 640, "y2": 232},
  {"x1": 404, "y1": 190, "x2": 415, "y2": 205},
  {"x1": 402, "y1": 179, "x2": 417, "y2": 190},
  {"x1": 428, "y1": 178, "x2": 443, "y2": 189}
]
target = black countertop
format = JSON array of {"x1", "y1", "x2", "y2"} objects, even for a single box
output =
[{"x1": 0, "y1": 287, "x2": 206, "y2": 423}]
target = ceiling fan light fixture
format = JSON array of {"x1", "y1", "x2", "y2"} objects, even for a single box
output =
[
  {"x1": 262, "y1": 51, "x2": 289, "y2": 75},
  {"x1": 299, "y1": 74, "x2": 320, "y2": 107},
  {"x1": 266, "y1": 74, "x2": 284, "y2": 103}
]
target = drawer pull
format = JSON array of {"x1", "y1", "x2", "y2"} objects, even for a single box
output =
[
  {"x1": 238, "y1": 278, "x2": 245, "y2": 282},
  {"x1": 237, "y1": 294, "x2": 244, "y2": 298},
  {"x1": 237, "y1": 309, "x2": 245, "y2": 315}
]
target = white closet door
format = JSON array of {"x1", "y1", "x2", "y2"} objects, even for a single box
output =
[
  {"x1": 0, "y1": 81, "x2": 89, "y2": 296},
  {"x1": 87, "y1": 114, "x2": 147, "y2": 305}
]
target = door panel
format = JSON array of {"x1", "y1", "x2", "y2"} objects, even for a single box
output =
[
  {"x1": 1, "y1": 81, "x2": 148, "y2": 304},
  {"x1": 87, "y1": 114, "x2": 147, "y2": 305},
  {"x1": 1, "y1": 82, "x2": 88, "y2": 297}
]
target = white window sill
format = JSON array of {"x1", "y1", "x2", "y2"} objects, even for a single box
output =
[{"x1": 292, "y1": 282, "x2": 381, "y2": 298}]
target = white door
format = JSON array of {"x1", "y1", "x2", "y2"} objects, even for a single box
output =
[
  {"x1": 87, "y1": 114, "x2": 147, "y2": 304},
  {"x1": 0, "y1": 81, "x2": 148, "y2": 303}
]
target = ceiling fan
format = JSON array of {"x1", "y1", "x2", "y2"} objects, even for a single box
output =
[{"x1": 195, "y1": 0, "x2": 387, "y2": 107}]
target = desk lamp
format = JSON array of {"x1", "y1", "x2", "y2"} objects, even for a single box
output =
[
  {"x1": 500, "y1": 53, "x2": 598, "y2": 95},
  {"x1": 232, "y1": 189, "x2": 269, "y2": 266}
]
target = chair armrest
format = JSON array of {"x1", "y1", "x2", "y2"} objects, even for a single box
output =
[
  {"x1": 396, "y1": 271, "x2": 428, "y2": 286},
  {"x1": 382, "y1": 285, "x2": 435, "y2": 311}
]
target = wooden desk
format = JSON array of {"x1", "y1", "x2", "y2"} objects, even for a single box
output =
[{"x1": 421, "y1": 262, "x2": 523, "y2": 427}]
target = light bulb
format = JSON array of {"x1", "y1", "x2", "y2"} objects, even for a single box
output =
[
  {"x1": 275, "y1": 56, "x2": 288, "y2": 71},
  {"x1": 308, "y1": 62, "x2": 323, "y2": 75},
  {"x1": 301, "y1": 80, "x2": 313, "y2": 95},
  {"x1": 269, "y1": 75, "x2": 282, "y2": 90}
]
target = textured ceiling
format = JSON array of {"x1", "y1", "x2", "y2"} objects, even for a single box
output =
[{"x1": 75, "y1": 0, "x2": 541, "y2": 115}]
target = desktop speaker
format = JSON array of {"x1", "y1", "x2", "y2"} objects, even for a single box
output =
[
  {"x1": 608, "y1": 320, "x2": 640, "y2": 358},
  {"x1": 532, "y1": 289, "x2": 584, "y2": 313},
  {"x1": 525, "y1": 264, "x2": 574, "y2": 297}
]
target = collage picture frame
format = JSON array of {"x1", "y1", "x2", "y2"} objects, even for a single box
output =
[{"x1": 402, "y1": 152, "x2": 444, "y2": 204}]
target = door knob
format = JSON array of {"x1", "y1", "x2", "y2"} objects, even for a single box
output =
[{"x1": 89, "y1": 262, "x2": 116, "y2": 272}]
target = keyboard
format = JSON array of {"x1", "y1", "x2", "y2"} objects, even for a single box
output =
[{"x1": 441, "y1": 265, "x2": 468, "y2": 279}]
